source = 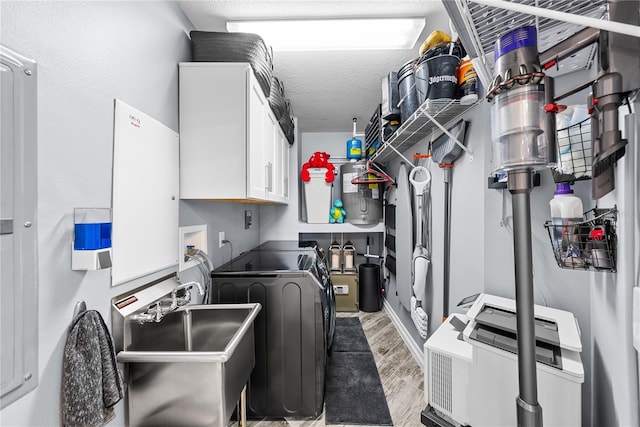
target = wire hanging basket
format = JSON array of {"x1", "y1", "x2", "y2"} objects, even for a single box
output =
[{"x1": 543, "y1": 206, "x2": 617, "y2": 272}]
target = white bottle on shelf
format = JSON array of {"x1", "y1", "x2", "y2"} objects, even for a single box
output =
[{"x1": 549, "y1": 183, "x2": 584, "y2": 267}]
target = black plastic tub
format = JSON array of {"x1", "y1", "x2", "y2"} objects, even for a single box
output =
[{"x1": 397, "y1": 59, "x2": 419, "y2": 124}]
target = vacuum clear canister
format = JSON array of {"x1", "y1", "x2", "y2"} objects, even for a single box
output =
[
  {"x1": 488, "y1": 25, "x2": 554, "y2": 172},
  {"x1": 490, "y1": 84, "x2": 548, "y2": 171}
]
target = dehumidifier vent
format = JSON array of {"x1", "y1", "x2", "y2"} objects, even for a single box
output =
[{"x1": 430, "y1": 352, "x2": 453, "y2": 415}]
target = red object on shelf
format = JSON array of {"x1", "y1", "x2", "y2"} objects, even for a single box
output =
[{"x1": 300, "y1": 151, "x2": 335, "y2": 183}]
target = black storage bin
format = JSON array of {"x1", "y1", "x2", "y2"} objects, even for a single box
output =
[
  {"x1": 268, "y1": 76, "x2": 287, "y2": 120},
  {"x1": 280, "y1": 115, "x2": 295, "y2": 145},
  {"x1": 278, "y1": 99, "x2": 295, "y2": 145},
  {"x1": 359, "y1": 263, "x2": 382, "y2": 312},
  {"x1": 190, "y1": 31, "x2": 273, "y2": 98}
]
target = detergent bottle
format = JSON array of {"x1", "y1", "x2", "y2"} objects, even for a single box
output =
[{"x1": 549, "y1": 183, "x2": 584, "y2": 266}]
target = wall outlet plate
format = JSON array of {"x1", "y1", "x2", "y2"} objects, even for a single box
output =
[
  {"x1": 245, "y1": 210, "x2": 252, "y2": 229},
  {"x1": 219, "y1": 231, "x2": 225, "y2": 248}
]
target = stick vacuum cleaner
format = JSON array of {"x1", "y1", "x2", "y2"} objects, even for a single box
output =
[
  {"x1": 409, "y1": 165, "x2": 431, "y2": 338},
  {"x1": 487, "y1": 25, "x2": 557, "y2": 427}
]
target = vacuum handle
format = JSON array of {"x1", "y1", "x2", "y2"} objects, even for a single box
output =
[{"x1": 409, "y1": 166, "x2": 431, "y2": 193}]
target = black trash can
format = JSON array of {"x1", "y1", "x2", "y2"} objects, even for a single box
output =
[{"x1": 358, "y1": 263, "x2": 382, "y2": 312}]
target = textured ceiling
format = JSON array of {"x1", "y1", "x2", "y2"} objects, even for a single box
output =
[{"x1": 178, "y1": 0, "x2": 451, "y2": 132}]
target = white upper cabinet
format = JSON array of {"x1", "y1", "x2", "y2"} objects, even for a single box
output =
[{"x1": 179, "y1": 62, "x2": 288, "y2": 204}]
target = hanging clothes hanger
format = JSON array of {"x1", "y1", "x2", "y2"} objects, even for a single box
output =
[{"x1": 351, "y1": 160, "x2": 393, "y2": 185}]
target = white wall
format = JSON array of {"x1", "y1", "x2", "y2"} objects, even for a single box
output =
[
  {"x1": 181, "y1": 200, "x2": 262, "y2": 268},
  {"x1": 0, "y1": 2, "x2": 263, "y2": 425}
]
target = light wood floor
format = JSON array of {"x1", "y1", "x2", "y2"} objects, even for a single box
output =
[{"x1": 246, "y1": 308, "x2": 425, "y2": 427}]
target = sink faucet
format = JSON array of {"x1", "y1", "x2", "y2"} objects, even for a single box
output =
[
  {"x1": 131, "y1": 303, "x2": 163, "y2": 323},
  {"x1": 131, "y1": 281, "x2": 205, "y2": 323},
  {"x1": 170, "y1": 281, "x2": 205, "y2": 310},
  {"x1": 175, "y1": 280, "x2": 205, "y2": 296}
]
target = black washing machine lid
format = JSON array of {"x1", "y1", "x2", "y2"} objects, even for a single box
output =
[{"x1": 214, "y1": 250, "x2": 313, "y2": 273}]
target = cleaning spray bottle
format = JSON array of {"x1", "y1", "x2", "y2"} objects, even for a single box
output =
[{"x1": 549, "y1": 183, "x2": 584, "y2": 266}]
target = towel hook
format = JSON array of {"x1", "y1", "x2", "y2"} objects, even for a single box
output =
[{"x1": 73, "y1": 300, "x2": 87, "y2": 319}]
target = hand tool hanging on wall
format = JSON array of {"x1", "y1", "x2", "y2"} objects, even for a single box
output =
[
  {"x1": 409, "y1": 162, "x2": 432, "y2": 338},
  {"x1": 431, "y1": 121, "x2": 467, "y2": 320}
]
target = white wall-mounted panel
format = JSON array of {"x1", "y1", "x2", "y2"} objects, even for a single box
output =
[
  {"x1": 0, "y1": 45, "x2": 38, "y2": 409},
  {"x1": 111, "y1": 99, "x2": 179, "y2": 286}
]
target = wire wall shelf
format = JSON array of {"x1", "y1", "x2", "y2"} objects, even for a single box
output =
[
  {"x1": 465, "y1": 0, "x2": 607, "y2": 60},
  {"x1": 369, "y1": 99, "x2": 480, "y2": 163},
  {"x1": 451, "y1": 0, "x2": 607, "y2": 80},
  {"x1": 543, "y1": 206, "x2": 617, "y2": 273}
]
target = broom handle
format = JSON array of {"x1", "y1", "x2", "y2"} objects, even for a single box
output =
[{"x1": 442, "y1": 168, "x2": 452, "y2": 319}]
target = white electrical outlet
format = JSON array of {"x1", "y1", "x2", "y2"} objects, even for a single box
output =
[{"x1": 218, "y1": 231, "x2": 225, "y2": 248}]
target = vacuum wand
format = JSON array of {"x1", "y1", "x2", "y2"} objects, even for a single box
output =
[{"x1": 509, "y1": 170, "x2": 543, "y2": 427}]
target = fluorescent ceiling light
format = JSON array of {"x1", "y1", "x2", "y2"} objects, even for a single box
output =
[{"x1": 227, "y1": 18, "x2": 425, "y2": 51}]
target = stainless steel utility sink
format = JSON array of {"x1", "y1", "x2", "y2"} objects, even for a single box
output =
[{"x1": 116, "y1": 303, "x2": 261, "y2": 427}]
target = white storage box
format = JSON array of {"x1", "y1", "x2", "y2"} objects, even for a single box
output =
[{"x1": 304, "y1": 168, "x2": 332, "y2": 223}]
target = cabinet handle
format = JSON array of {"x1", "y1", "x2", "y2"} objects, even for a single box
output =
[
  {"x1": 265, "y1": 164, "x2": 270, "y2": 192},
  {"x1": 284, "y1": 177, "x2": 288, "y2": 197},
  {"x1": 265, "y1": 162, "x2": 273, "y2": 192},
  {"x1": 269, "y1": 162, "x2": 274, "y2": 192}
]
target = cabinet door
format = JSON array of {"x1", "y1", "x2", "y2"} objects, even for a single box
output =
[
  {"x1": 275, "y1": 127, "x2": 290, "y2": 203},
  {"x1": 264, "y1": 110, "x2": 277, "y2": 201},
  {"x1": 283, "y1": 138, "x2": 290, "y2": 203},
  {"x1": 247, "y1": 75, "x2": 267, "y2": 200}
]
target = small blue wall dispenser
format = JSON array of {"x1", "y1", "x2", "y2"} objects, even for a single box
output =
[{"x1": 72, "y1": 208, "x2": 112, "y2": 270}]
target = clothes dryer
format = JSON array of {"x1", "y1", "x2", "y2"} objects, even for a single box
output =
[{"x1": 211, "y1": 243, "x2": 335, "y2": 418}]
